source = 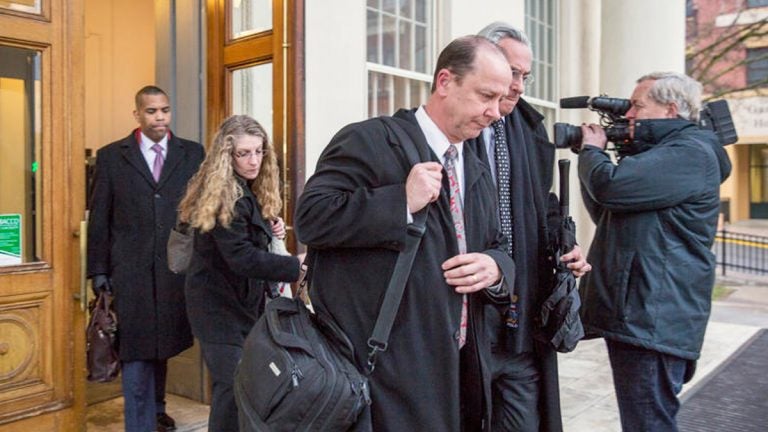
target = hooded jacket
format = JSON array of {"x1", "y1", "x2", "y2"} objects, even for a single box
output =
[{"x1": 577, "y1": 118, "x2": 732, "y2": 360}]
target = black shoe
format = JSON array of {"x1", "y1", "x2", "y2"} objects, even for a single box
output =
[{"x1": 157, "y1": 412, "x2": 176, "y2": 431}]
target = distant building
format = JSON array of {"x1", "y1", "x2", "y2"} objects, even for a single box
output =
[{"x1": 687, "y1": 0, "x2": 768, "y2": 222}]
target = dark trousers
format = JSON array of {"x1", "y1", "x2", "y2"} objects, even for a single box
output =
[
  {"x1": 606, "y1": 339, "x2": 688, "y2": 432},
  {"x1": 200, "y1": 341, "x2": 243, "y2": 432},
  {"x1": 121, "y1": 359, "x2": 168, "y2": 432},
  {"x1": 489, "y1": 350, "x2": 541, "y2": 432}
]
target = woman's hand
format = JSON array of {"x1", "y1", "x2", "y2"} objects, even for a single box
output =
[{"x1": 271, "y1": 217, "x2": 287, "y2": 240}]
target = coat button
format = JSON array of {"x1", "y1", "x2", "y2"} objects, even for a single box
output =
[{"x1": 154, "y1": 194, "x2": 161, "y2": 198}]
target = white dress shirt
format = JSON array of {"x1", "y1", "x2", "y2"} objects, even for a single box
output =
[
  {"x1": 415, "y1": 106, "x2": 465, "y2": 198},
  {"x1": 481, "y1": 117, "x2": 506, "y2": 183}
]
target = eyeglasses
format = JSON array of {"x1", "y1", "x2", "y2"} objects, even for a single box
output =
[
  {"x1": 511, "y1": 68, "x2": 534, "y2": 87},
  {"x1": 234, "y1": 149, "x2": 267, "y2": 159}
]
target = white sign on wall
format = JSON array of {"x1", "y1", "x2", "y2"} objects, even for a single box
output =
[{"x1": 727, "y1": 97, "x2": 768, "y2": 140}]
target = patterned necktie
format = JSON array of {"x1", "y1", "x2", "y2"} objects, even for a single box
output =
[
  {"x1": 493, "y1": 119, "x2": 513, "y2": 254},
  {"x1": 151, "y1": 144, "x2": 164, "y2": 182},
  {"x1": 493, "y1": 121, "x2": 520, "y2": 329},
  {"x1": 444, "y1": 144, "x2": 469, "y2": 348}
]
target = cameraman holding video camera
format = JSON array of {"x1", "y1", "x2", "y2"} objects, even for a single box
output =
[{"x1": 577, "y1": 72, "x2": 731, "y2": 432}]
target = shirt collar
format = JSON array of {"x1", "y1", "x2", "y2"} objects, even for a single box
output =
[
  {"x1": 415, "y1": 105, "x2": 463, "y2": 161},
  {"x1": 136, "y1": 129, "x2": 169, "y2": 153}
]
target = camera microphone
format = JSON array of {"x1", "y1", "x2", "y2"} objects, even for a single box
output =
[
  {"x1": 560, "y1": 96, "x2": 631, "y2": 115},
  {"x1": 560, "y1": 96, "x2": 590, "y2": 109},
  {"x1": 589, "y1": 97, "x2": 632, "y2": 115}
]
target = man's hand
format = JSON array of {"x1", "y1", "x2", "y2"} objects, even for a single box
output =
[
  {"x1": 91, "y1": 274, "x2": 111, "y2": 296},
  {"x1": 406, "y1": 162, "x2": 443, "y2": 214},
  {"x1": 442, "y1": 253, "x2": 501, "y2": 293},
  {"x1": 561, "y1": 245, "x2": 592, "y2": 277},
  {"x1": 580, "y1": 123, "x2": 608, "y2": 151}
]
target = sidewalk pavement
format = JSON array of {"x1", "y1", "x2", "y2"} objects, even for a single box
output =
[{"x1": 560, "y1": 269, "x2": 768, "y2": 431}]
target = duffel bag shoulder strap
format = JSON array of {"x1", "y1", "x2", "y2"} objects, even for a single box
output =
[{"x1": 365, "y1": 116, "x2": 429, "y2": 375}]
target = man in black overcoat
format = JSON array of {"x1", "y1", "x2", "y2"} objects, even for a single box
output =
[
  {"x1": 87, "y1": 85, "x2": 204, "y2": 432},
  {"x1": 468, "y1": 23, "x2": 590, "y2": 431},
  {"x1": 295, "y1": 36, "x2": 517, "y2": 431}
]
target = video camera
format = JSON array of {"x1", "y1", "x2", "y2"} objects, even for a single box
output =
[{"x1": 553, "y1": 95, "x2": 738, "y2": 157}]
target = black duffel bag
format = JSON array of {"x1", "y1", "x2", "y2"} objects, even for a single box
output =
[{"x1": 234, "y1": 296, "x2": 370, "y2": 431}]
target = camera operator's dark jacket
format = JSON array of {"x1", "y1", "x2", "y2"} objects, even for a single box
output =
[{"x1": 577, "y1": 118, "x2": 731, "y2": 360}]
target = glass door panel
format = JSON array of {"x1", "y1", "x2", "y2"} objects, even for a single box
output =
[
  {"x1": 0, "y1": 45, "x2": 41, "y2": 266},
  {"x1": 231, "y1": 62, "x2": 274, "y2": 139},
  {"x1": 231, "y1": 0, "x2": 272, "y2": 39}
]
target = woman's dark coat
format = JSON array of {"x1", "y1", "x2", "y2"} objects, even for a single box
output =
[
  {"x1": 295, "y1": 109, "x2": 515, "y2": 432},
  {"x1": 184, "y1": 178, "x2": 301, "y2": 345},
  {"x1": 87, "y1": 130, "x2": 204, "y2": 361},
  {"x1": 466, "y1": 98, "x2": 564, "y2": 432}
]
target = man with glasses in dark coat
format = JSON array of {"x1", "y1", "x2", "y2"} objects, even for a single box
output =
[{"x1": 468, "y1": 22, "x2": 591, "y2": 432}]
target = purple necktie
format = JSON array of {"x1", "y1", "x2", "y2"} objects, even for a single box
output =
[
  {"x1": 151, "y1": 144, "x2": 164, "y2": 182},
  {"x1": 444, "y1": 144, "x2": 468, "y2": 348}
]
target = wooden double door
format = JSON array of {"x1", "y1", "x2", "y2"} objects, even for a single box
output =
[
  {"x1": 0, "y1": 0, "x2": 89, "y2": 430},
  {"x1": 0, "y1": 0, "x2": 303, "y2": 430}
]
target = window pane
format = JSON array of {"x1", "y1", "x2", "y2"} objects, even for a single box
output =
[
  {"x1": 231, "y1": 0, "x2": 272, "y2": 39},
  {"x1": 367, "y1": 0, "x2": 378, "y2": 7},
  {"x1": 750, "y1": 144, "x2": 768, "y2": 203},
  {"x1": 747, "y1": 47, "x2": 768, "y2": 87},
  {"x1": 415, "y1": 24, "x2": 427, "y2": 73},
  {"x1": 382, "y1": 14, "x2": 397, "y2": 67},
  {"x1": 0, "y1": 0, "x2": 40, "y2": 14},
  {"x1": 367, "y1": 10, "x2": 380, "y2": 63},
  {"x1": 400, "y1": 0, "x2": 412, "y2": 19},
  {"x1": 368, "y1": 71, "x2": 430, "y2": 118},
  {"x1": 415, "y1": 0, "x2": 426, "y2": 22},
  {"x1": 382, "y1": 0, "x2": 397, "y2": 14},
  {"x1": 231, "y1": 63, "x2": 273, "y2": 140},
  {"x1": 399, "y1": 21, "x2": 412, "y2": 70},
  {"x1": 0, "y1": 45, "x2": 42, "y2": 265}
]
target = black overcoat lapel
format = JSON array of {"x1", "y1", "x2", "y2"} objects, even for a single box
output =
[
  {"x1": 158, "y1": 134, "x2": 185, "y2": 188},
  {"x1": 119, "y1": 132, "x2": 157, "y2": 187}
]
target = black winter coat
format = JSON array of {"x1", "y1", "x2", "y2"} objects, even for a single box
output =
[
  {"x1": 87, "y1": 130, "x2": 204, "y2": 361},
  {"x1": 467, "y1": 98, "x2": 564, "y2": 432},
  {"x1": 295, "y1": 109, "x2": 515, "y2": 432},
  {"x1": 578, "y1": 118, "x2": 732, "y2": 360},
  {"x1": 184, "y1": 177, "x2": 301, "y2": 345}
]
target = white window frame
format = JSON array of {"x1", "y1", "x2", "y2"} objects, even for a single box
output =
[
  {"x1": 525, "y1": 0, "x2": 559, "y2": 123},
  {"x1": 365, "y1": 0, "x2": 436, "y2": 118}
]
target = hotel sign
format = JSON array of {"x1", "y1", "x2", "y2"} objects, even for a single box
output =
[{"x1": 727, "y1": 97, "x2": 768, "y2": 140}]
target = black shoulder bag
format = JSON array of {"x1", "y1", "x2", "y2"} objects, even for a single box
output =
[{"x1": 233, "y1": 117, "x2": 428, "y2": 431}]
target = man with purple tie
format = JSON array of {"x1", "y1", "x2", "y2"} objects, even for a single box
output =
[{"x1": 87, "y1": 86, "x2": 204, "y2": 432}]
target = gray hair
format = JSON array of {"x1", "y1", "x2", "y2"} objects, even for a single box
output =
[
  {"x1": 478, "y1": 21, "x2": 531, "y2": 48},
  {"x1": 637, "y1": 72, "x2": 703, "y2": 121}
]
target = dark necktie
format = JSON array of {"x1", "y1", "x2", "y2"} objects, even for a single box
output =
[
  {"x1": 493, "y1": 120, "x2": 513, "y2": 254},
  {"x1": 444, "y1": 144, "x2": 468, "y2": 348},
  {"x1": 151, "y1": 144, "x2": 164, "y2": 182},
  {"x1": 493, "y1": 120, "x2": 520, "y2": 329}
]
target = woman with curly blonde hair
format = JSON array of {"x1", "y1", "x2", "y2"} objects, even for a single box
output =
[{"x1": 179, "y1": 115, "x2": 303, "y2": 431}]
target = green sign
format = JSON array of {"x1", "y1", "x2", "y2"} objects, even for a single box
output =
[{"x1": 0, "y1": 214, "x2": 22, "y2": 265}]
